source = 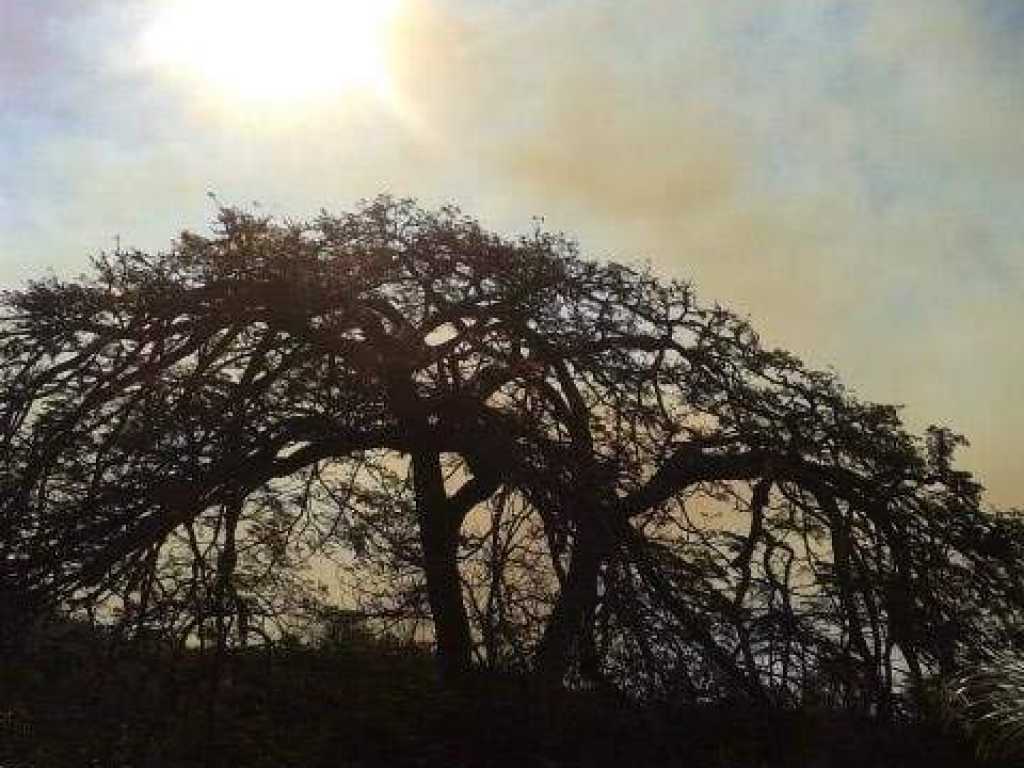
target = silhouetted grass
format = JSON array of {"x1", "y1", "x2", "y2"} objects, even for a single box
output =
[{"x1": 947, "y1": 648, "x2": 1024, "y2": 763}]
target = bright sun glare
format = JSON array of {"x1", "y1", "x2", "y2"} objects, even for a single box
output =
[{"x1": 144, "y1": 0, "x2": 402, "y2": 105}]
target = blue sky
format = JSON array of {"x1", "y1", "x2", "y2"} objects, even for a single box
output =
[{"x1": 1, "y1": 0, "x2": 1021, "y2": 505}]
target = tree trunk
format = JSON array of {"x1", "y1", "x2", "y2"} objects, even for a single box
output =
[
  {"x1": 534, "y1": 524, "x2": 603, "y2": 691},
  {"x1": 412, "y1": 449, "x2": 473, "y2": 685}
]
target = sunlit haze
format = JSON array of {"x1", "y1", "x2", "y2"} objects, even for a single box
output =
[
  {"x1": 143, "y1": 0, "x2": 402, "y2": 104},
  {"x1": 1, "y1": 0, "x2": 1022, "y2": 505}
]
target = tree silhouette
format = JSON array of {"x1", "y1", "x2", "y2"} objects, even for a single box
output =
[{"x1": 2, "y1": 197, "x2": 1021, "y2": 710}]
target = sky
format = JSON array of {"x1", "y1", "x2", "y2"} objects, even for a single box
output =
[{"x1": 1, "y1": 0, "x2": 1021, "y2": 507}]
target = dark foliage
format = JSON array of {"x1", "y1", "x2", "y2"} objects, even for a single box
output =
[{"x1": 0, "y1": 614, "x2": 996, "y2": 768}]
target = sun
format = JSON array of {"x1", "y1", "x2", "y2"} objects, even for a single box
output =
[{"x1": 144, "y1": 0, "x2": 402, "y2": 105}]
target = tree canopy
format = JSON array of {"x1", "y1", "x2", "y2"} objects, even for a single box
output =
[{"x1": 2, "y1": 197, "x2": 1021, "y2": 715}]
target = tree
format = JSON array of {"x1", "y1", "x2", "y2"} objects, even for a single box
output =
[{"x1": 3, "y1": 197, "x2": 1021, "y2": 708}]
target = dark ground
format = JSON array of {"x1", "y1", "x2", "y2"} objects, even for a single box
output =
[{"x1": 0, "y1": 620, "x2": 1007, "y2": 768}]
